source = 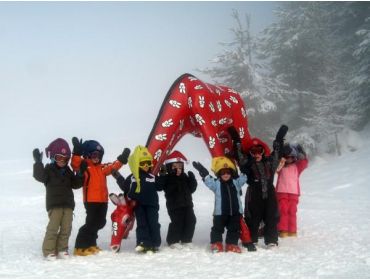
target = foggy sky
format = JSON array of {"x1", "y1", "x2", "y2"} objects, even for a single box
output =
[{"x1": 0, "y1": 2, "x2": 277, "y2": 162}]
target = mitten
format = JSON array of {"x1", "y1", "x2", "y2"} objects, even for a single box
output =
[
  {"x1": 227, "y1": 126, "x2": 241, "y2": 144},
  {"x1": 187, "y1": 170, "x2": 196, "y2": 181},
  {"x1": 112, "y1": 169, "x2": 123, "y2": 179},
  {"x1": 192, "y1": 161, "x2": 209, "y2": 179},
  {"x1": 273, "y1": 124, "x2": 289, "y2": 153},
  {"x1": 117, "y1": 148, "x2": 130, "y2": 164},
  {"x1": 33, "y1": 148, "x2": 43, "y2": 163},
  {"x1": 72, "y1": 137, "x2": 83, "y2": 156}
]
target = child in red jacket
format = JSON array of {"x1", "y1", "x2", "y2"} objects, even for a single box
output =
[{"x1": 276, "y1": 144, "x2": 308, "y2": 237}]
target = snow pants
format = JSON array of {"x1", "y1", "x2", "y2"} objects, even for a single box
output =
[
  {"x1": 135, "y1": 204, "x2": 161, "y2": 248},
  {"x1": 245, "y1": 185, "x2": 279, "y2": 245},
  {"x1": 42, "y1": 207, "x2": 73, "y2": 256},
  {"x1": 75, "y1": 202, "x2": 108, "y2": 249},
  {"x1": 211, "y1": 214, "x2": 240, "y2": 245},
  {"x1": 166, "y1": 206, "x2": 196, "y2": 245},
  {"x1": 277, "y1": 193, "x2": 299, "y2": 234}
]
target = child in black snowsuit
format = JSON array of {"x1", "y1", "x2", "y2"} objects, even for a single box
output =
[
  {"x1": 230, "y1": 125, "x2": 287, "y2": 248},
  {"x1": 159, "y1": 151, "x2": 197, "y2": 249},
  {"x1": 193, "y1": 156, "x2": 247, "y2": 253},
  {"x1": 33, "y1": 138, "x2": 85, "y2": 260}
]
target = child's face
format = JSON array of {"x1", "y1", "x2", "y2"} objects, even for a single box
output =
[
  {"x1": 54, "y1": 154, "x2": 69, "y2": 168},
  {"x1": 171, "y1": 162, "x2": 184, "y2": 176},
  {"x1": 250, "y1": 146, "x2": 264, "y2": 162},
  {"x1": 89, "y1": 151, "x2": 102, "y2": 164},
  {"x1": 285, "y1": 156, "x2": 295, "y2": 164},
  {"x1": 219, "y1": 169, "x2": 232, "y2": 181},
  {"x1": 139, "y1": 160, "x2": 152, "y2": 172}
]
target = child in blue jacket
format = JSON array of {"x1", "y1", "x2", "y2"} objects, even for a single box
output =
[{"x1": 193, "y1": 156, "x2": 247, "y2": 253}]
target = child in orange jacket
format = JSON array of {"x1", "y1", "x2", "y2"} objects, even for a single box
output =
[{"x1": 71, "y1": 137, "x2": 130, "y2": 256}]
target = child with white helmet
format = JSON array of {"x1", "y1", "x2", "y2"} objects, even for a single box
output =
[{"x1": 160, "y1": 150, "x2": 197, "y2": 249}]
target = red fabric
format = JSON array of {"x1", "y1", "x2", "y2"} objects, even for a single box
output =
[
  {"x1": 277, "y1": 193, "x2": 299, "y2": 233},
  {"x1": 146, "y1": 73, "x2": 269, "y2": 174},
  {"x1": 239, "y1": 216, "x2": 252, "y2": 243},
  {"x1": 110, "y1": 199, "x2": 136, "y2": 251}
]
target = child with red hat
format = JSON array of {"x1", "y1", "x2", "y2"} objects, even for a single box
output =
[
  {"x1": 33, "y1": 138, "x2": 85, "y2": 261},
  {"x1": 159, "y1": 151, "x2": 197, "y2": 249}
]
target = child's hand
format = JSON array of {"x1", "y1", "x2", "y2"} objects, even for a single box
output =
[
  {"x1": 192, "y1": 161, "x2": 209, "y2": 178},
  {"x1": 32, "y1": 148, "x2": 43, "y2": 163},
  {"x1": 117, "y1": 148, "x2": 131, "y2": 164},
  {"x1": 187, "y1": 171, "x2": 196, "y2": 181},
  {"x1": 72, "y1": 137, "x2": 83, "y2": 156}
]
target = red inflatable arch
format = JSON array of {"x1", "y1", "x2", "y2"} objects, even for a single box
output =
[{"x1": 146, "y1": 73, "x2": 268, "y2": 174}]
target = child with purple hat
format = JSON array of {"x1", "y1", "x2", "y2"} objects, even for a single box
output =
[{"x1": 33, "y1": 138, "x2": 86, "y2": 261}]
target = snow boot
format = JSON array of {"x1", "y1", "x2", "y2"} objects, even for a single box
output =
[
  {"x1": 45, "y1": 253, "x2": 57, "y2": 261},
  {"x1": 225, "y1": 244, "x2": 242, "y2": 253},
  {"x1": 288, "y1": 232, "x2": 297, "y2": 237},
  {"x1": 169, "y1": 243, "x2": 183, "y2": 250},
  {"x1": 242, "y1": 242, "x2": 257, "y2": 252},
  {"x1": 266, "y1": 242, "x2": 278, "y2": 249},
  {"x1": 57, "y1": 251, "x2": 70, "y2": 259},
  {"x1": 73, "y1": 247, "x2": 96, "y2": 256},
  {"x1": 279, "y1": 231, "x2": 289, "y2": 238},
  {"x1": 210, "y1": 242, "x2": 224, "y2": 253},
  {"x1": 89, "y1": 246, "x2": 102, "y2": 254}
]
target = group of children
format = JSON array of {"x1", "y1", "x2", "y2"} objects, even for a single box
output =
[{"x1": 33, "y1": 128, "x2": 308, "y2": 260}]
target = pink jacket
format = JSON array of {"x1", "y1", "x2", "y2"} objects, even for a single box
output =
[{"x1": 276, "y1": 159, "x2": 308, "y2": 196}]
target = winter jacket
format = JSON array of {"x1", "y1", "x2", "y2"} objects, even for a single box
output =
[
  {"x1": 159, "y1": 172, "x2": 197, "y2": 210},
  {"x1": 241, "y1": 151, "x2": 280, "y2": 199},
  {"x1": 276, "y1": 158, "x2": 308, "y2": 196},
  {"x1": 125, "y1": 170, "x2": 161, "y2": 208},
  {"x1": 33, "y1": 162, "x2": 83, "y2": 211},
  {"x1": 204, "y1": 174, "x2": 247, "y2": 216},
  {"x1": 71, "y1": 155, "x2": 123, "y2": 203}
]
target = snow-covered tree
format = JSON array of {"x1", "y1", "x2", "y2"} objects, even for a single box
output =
[{"x1": 199, "y1": 10, "x2": 285, "y2": 141}]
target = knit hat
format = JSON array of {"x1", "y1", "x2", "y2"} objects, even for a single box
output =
[{"x1": 45, "y1": 138, "x2": 71, "y2": 159}]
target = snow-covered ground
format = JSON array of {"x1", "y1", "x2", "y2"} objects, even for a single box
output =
[{"x1": 1, "y1": 131, "x2": 370, "y2": 279}]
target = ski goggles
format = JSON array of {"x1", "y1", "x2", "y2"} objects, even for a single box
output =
[
  {"x1": 139, "y1": 160, "x2": 153, "y2": 167},
  {"x1": 219, "y1": 169, "x2": 232, "y2": 176},
  {"x1": 54, "y1": 154, "x2": 70, "y2": 163},
  {"x1": 249, "y1": 146, "x2": 264, "y2": 156}
]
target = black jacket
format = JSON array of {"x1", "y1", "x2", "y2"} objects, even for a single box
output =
[
  {"x1": 159, "y1": 172, "x2": 197, "y2": 211},
  {"x1": 33, "y1": 162, "x2": 83, "y2": 211},
  {"x1": 125, "y1": 171, "x2": 161, "y2": 208}
]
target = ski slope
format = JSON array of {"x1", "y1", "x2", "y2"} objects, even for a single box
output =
[{"x1": 0, "y1": 134, "x2": 370, "y2": 278}]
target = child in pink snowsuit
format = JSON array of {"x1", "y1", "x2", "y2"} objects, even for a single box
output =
[{"x1": 276, "y1": 144, "x2": 308, "y2": 237}]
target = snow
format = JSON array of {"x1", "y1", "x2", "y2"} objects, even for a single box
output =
[{"x1": 1, "y1": 131, "x2": 370, "y2": 278}]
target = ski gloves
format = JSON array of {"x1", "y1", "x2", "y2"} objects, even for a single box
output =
[
  {"x1": 273, "y1": 125, "x2": 289, "y2": 154},
  {"x1": 33, "y1": 148, "x2": 43, "y2": 163},
  {"x1": 72, "y1": 137, "x2": 83, "y2": 156},
  {"x1": 117, "y1": 148, "x2": 131, "y2": 164},
  {"x1": 192, "y1": 161, "x2": 209, "y2": 179}
]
